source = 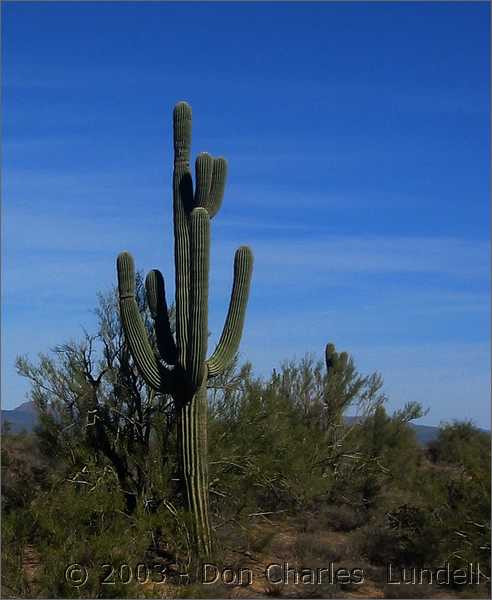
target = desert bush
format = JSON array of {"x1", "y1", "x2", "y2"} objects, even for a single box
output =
[
  {"x1": 327, "y1": 402, "x2": 426, "y2": 521},
  {"x1": 1, "y1": 509, "x2": 35, "y2": 598},
  {"x1": 354, "y1": 523, "x2": 402, "y2": 566},
  {"x1": 208, "y1": 352, "x2": 386, "y2": 523},
  {"x1": 321, "y1": 504, "x2": 367, "y2": 532},
  {"x1": 16, "y1": 283, "x2": 177, "y2": 516},
  {"x1": 428, "y1": 420, "x2": 490, "y2": 474},
  {"x1": 209, "y1": 371, "x2": 329, "y2": 515},
  {"x1": 24, "y1": 464, "x2": 192, "y2": 598},
  {"x1": 295, "y1": 532, "x2": 343, "y2": 565},
  {"x1": 1, "y1": 431, "x2": 49, "y2": 514},
  {"x1": 419, "y1": 422, "x2": 490, "y2": 572},
  {"x1": 248, "y1": 529, "x2": 278, "y2": 555}
]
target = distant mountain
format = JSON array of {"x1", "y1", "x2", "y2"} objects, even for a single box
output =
[
  {"x1": 2, "y1": 401, "x2": 488, "y2": 446},
  {"x1": 1, "y1": 401, "x2": 39, "y2": 434},
  {"x1": 2, "y1": 400, "x2": 444, "y2": 445},
  {"x1": 12, "y1": 400, "x2": 38, "y2": 415},
  {"x1": 411, "y1": 423, "x2": 443, "y2": 446},
  {"x1": 344, "y1": 415, "x2": 442, "y2": 446}
]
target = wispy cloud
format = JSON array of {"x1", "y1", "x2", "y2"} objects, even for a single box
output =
[
  {"x1": 212, "y1": 234, "x2": 489, "y2": 283},
  {"x1": 5, "y1": 202, "x2": 489, "y2": 307}
]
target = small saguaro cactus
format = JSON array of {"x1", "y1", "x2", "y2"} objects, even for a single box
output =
[
  {"x1": 325, "y1": 343, "x2": 349, "y2": 383},
  {"x1": 116, "y1": 102, "x2": 254, "y2": 557},
  {"x1": 324, "y1": 342, "x2": 350, "y2": 440}
]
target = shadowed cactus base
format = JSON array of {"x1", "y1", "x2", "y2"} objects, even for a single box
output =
[{"x1": 116, "y1": 101, "x2": 253, "y2": 558}]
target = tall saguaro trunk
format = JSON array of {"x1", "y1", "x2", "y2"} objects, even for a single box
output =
[
  {"x1": 116, "y1": 102, "x2": 253, "y2": 558},
  {"x1": 178, "y1": 386, "x2": 211, "y2": 557}
]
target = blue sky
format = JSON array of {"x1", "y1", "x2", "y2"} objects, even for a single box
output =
[{"x1": 2, "y1": 1, "x2": 490, "y2": 428}]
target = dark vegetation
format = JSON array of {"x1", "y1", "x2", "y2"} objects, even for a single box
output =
[{"x1": 2, "y1": 286, "x2": 490, "y2": 598}]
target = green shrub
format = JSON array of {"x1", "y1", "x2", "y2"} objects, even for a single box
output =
[
  {"x1": 295, "y1": 532, "x2": 343, "y2": 565},
  {"x1": 321, "y1": 504, "x2": 366, "y2": 532}
]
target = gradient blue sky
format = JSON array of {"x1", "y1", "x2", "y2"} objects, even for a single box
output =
[{"x1": 2, "y1": 1, "x2": 490, "y2": 427}]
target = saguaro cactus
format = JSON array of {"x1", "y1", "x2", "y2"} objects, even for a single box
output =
[
  {"x1": 325, "y1": 343, "x2": 349, "y2": 384},
  {"x1": 324, "y1": 343, "x2": 350, "y2": 440},
  {"x1": 116, "y1": 102, "x2": 253, "y2": 557}
]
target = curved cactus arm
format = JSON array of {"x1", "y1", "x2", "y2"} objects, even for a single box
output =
[
  {"x1": 205, "y1": 157, "x2": 227, "y2": 218},
  {"x1": 194, "y1": 152, "x2": 213, "y2": 209},
  {"x1": 117, "y1": 252, "x2": 173, "y2": 392},
  {"x1": 187, "y1": 208, "x2": 210, "y2": 389},
  {"x1": 206, "y1": 246, "x2": 253, "y2": 378},
  {"x1": 145, "y1": 269, "x2": 177, "y2": 365},
  {"x1": 173, "y1": 101, "x2": 194, "y2": 367}
]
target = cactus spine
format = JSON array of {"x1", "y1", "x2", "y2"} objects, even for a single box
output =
[{"x1": 116, "y1": 102, "x2": 253, "y2": 557}]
